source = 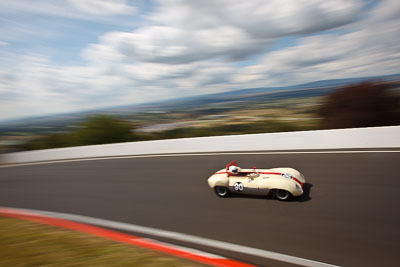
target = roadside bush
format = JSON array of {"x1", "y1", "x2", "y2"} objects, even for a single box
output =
[
  {"x1": 22, "y1": 115, "x2": 135, "y2": 150},
  {"x1": 318, "y1": 82, "x2": 400, "y2": 129},
  {"x1": 72, "y1": 115, "x2": 133, "y2": 145}
]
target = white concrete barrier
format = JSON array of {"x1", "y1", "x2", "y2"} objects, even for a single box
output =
[{"x1": 1, "y1": 126, "x2": 399, "y2": 165}]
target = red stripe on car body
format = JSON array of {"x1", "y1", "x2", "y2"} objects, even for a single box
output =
[
  {"x1": 292, "y1": 177, "x2": 304, "y2": 187},
  {"x1": 215, "y1": 171, "x2": 304, "y2": 188},
  {"x1": 258, "y1": 172, "x2": 282, "y2": 175}
]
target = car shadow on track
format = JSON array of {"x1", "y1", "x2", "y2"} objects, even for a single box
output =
[
  {"x1": 228, "y1": 183, "x2": 313, "y2": 202},
  {"x1": 296, "y1": 182, "x2": 313, "y2": 202}
]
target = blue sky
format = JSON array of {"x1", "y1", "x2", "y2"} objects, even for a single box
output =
[{"x1": 0, "y1": 0, "x2": 399, "y2": 121}]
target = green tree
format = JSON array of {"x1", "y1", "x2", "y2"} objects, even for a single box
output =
[
  {"x1": 318, "y1": 82, "x2": 400, "y2": 129},
  {"x1": 25, "y1": 133, "x2": 71, "y2": 150},
  {"x1": 73, "y1": 115, "x2": 133, "y2": 145}
]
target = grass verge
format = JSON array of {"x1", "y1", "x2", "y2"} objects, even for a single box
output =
[{"x1": 0, "y1": 217, "x2": 207, "y2": 267}]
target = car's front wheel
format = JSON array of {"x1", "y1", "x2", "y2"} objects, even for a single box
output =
[
  {"x1": 273, "y1": 189, "x2": 291, "y2": 201},
  {"x1": 214, "y1": 186, "x2": 229, "y2": 197}
]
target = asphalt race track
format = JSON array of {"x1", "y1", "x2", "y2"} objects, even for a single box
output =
[{"x1": 1, "y1": 150, "x2": 399, "y2": 266}]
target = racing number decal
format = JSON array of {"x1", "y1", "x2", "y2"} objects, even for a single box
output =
[{"x1": 233, "y1": 182, "x2": 244, "y2": 192}]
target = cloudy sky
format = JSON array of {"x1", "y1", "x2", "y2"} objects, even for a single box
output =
[{"x1": 0, "y1": 0, "x2": 399, "y2": 121}]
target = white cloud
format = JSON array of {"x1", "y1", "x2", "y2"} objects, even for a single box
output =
[
  {"x1": 154, "y1": 0, "x2": 363, "y2": 37},
  {"x1": 0, "y1": 51, "x2": 235, "y2": 120},
  {"x1": 1, "y1": 0, "x2": 400, "y2": 120},
  {"x1": 67, "y1": 0, "x2": 136, "y2": 15},
  {"x1": 0, "y1": 0, "x2": 138, "y2": 22},
  {"x1": 84, "y1": 25, "x2": 262, "y2": 64},
  {"x1": 0, "y1": 0, "x2": 136, "y2": 16},
  {"x1": 368, "y1": 0, "x2": 400, "y2": 23},
  {"x1": 233, "y1": 0, "x2": 400, "y2": 87},
  {"x1": 0, "y1": 53, "x2": 131, "y2": 120},
  {"x1": 85, "y1": 0, "x2": 364, "y2": 65}
]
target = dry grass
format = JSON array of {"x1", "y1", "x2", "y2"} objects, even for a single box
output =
[{"x1": 0, "y1": 217, "x2": 207, "y2": 267}]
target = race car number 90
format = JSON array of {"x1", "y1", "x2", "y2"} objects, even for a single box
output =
[{"x1": 233, "y1": 182, "x2": 244, "y2": 192}]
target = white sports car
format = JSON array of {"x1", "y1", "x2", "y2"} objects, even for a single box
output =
[{"x1": 207, "y1": 162, "x2": 306, "y2": 201}]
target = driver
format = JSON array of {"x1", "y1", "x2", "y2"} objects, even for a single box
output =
[{"x1": 229, "y1": 165, "x2": 239, "y2": 174}]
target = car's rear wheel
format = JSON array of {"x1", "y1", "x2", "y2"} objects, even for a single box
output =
[
  {"x1": 273, "y1": 189, "x2": 291, "y2": 201},
  {"x1": 214, "y1": 186, "x2": 229, "y2": 197}
]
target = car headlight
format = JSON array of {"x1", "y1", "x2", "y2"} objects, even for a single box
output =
[
  {"x1": 295, "y1": 183, "x2": 302, "y2": 192},
  {"x1": 282, "y1": 173, "x2": 292, "y2": 179}
]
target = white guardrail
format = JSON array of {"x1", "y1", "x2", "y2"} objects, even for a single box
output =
[{"x1": 1, "y1": 126, "x2": 400, "y2": 165}]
